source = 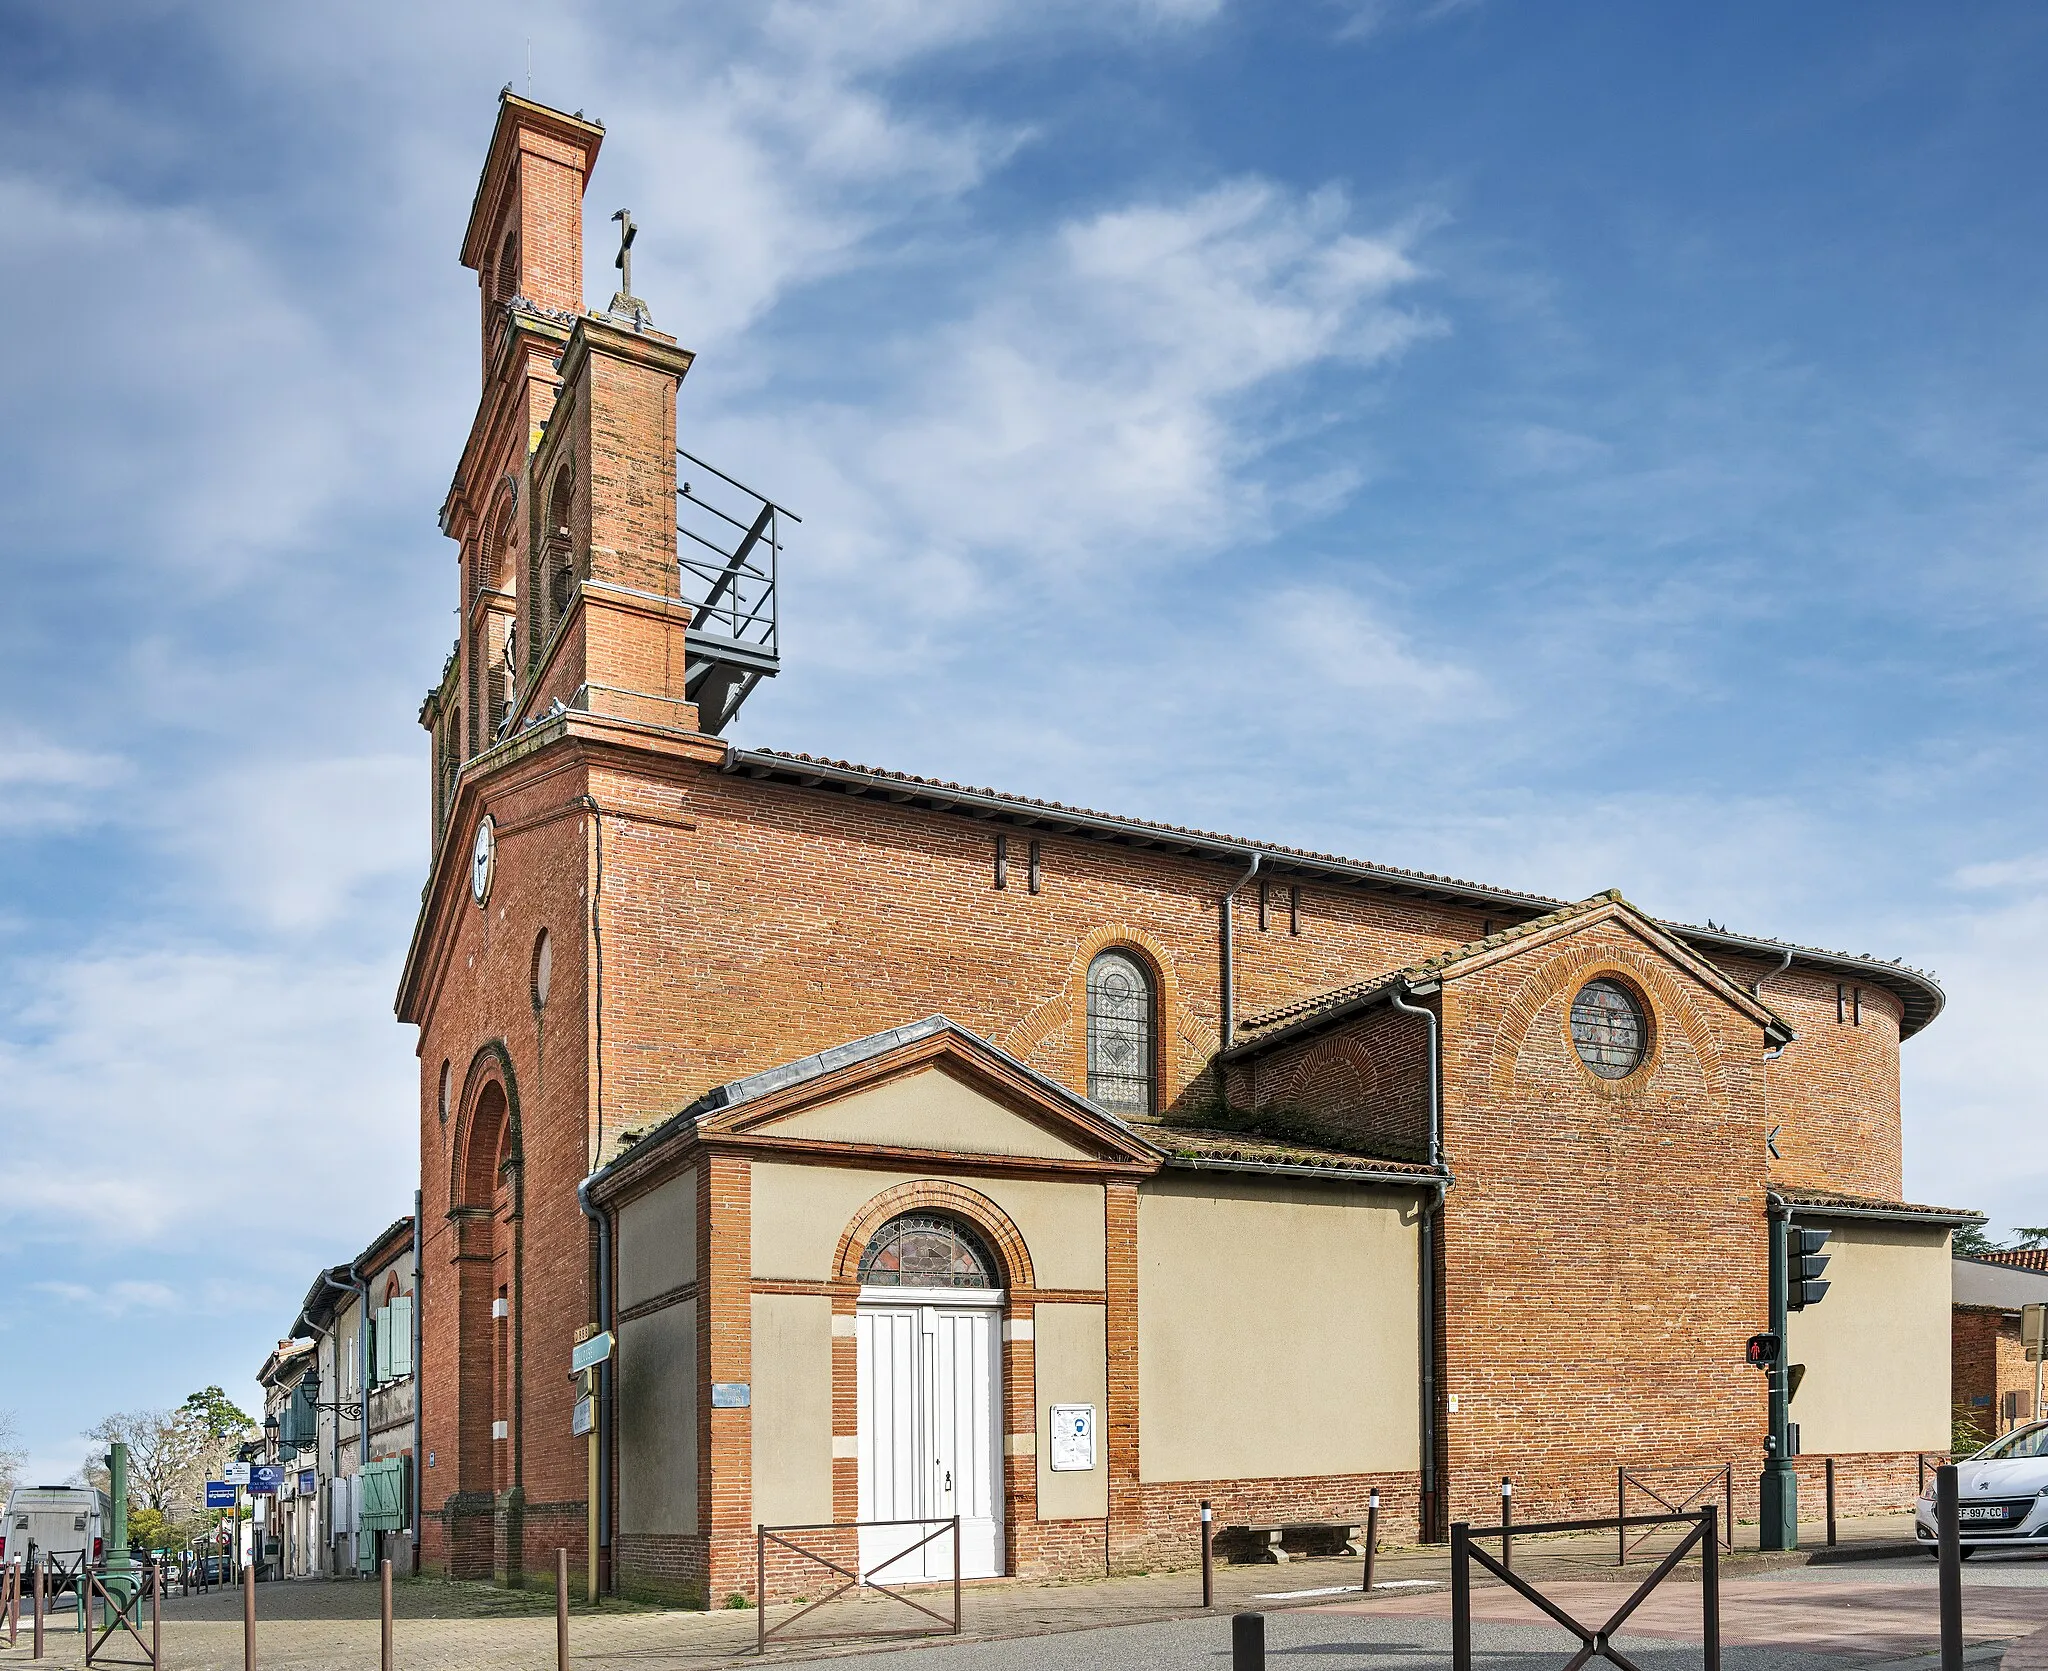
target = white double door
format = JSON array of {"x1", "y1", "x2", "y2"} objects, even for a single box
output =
[{"x1": 856, "y1": 1294, "x2": 1003, "y2": 1581}]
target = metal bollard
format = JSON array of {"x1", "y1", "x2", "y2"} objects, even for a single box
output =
[
  {"x1": 32, "y1": 1557, "x2": 43, "y2": 1660},
  {"x1": 1362, "y1": 1489, "x2": 1379, "y2": 1594},
  {"x1": 1825, "y1": 1457, "x2": 1837, "y2": 1547},
  {"x1": 1232, "y1": 1610, "x2": 1265, "y2": 1671},
  {"x1": 1501, "y1": 1477, "x2": 1513, "y2": 1571},
  {"x1": 1937, "y1": 1465, "x2": 1962, "y2": 1671},
  {"x1": 1200, "y1": 1501, "x2": 1214, "y2": 1609},
  {"x1": 557, "y1": 1548, "x2": 570, "y2": 1671},
  {"x1": 242, "y1": 1553, "x2": 256, "y2": 1671},
  {"x1": 380, "y1": 1558, "x2": 393, "y2": 1671}
]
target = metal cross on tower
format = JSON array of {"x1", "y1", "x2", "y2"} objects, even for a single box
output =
[{"x1": 608, "y1": 208, "x2": 651, "y2": 327}]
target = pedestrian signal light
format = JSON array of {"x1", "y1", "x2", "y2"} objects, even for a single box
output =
[
  {"x1": 1787, "y1": 1225, "x2": 1830, "y2": 1311},
  {"x1": 1745, "y1": 1332, "x2": 1778, "y2": 1367}
]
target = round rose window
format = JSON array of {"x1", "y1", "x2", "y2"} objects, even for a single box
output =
[{"x1": 1570, "y1": 979, "x2": 1646, "y2": 1078}]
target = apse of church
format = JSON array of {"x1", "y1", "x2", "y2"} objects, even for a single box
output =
[{"x1": 401, "y1": 91, "x2": 1968, "y2": 1602}]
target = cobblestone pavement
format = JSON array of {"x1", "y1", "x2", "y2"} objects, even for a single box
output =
[{"x1": 1, "y1": 1520, "x2": 2038, "y2": 1671}]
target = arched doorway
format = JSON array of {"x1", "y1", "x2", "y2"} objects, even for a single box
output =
[
  {"x1": 449, "y1": 1067, "x2": 519, "y2": 1577},
  {"x1": 853, "y1": 1213, "x2": 1005, "y2": 1580}
]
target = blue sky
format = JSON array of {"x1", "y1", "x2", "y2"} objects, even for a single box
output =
[{"x1": 2, "y1": 1, "x2": 2045, "y2": 1485}]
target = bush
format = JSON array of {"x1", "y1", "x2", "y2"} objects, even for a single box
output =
[{"x1": 1953, "y1": 1403, "x2": 1991, "y2": 1460}]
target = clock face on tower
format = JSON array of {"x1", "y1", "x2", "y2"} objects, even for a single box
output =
[{"x1": 471, "y1": 815, "x2": 496, "y2": 906}]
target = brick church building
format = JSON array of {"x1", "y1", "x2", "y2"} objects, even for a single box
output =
[{"x1": 400, "y1": 93, "x2": 1973, "y2": 1602}]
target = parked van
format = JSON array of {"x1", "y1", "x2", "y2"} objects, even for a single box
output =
[{"x1": 1, "y1": 1486, "x2": 108, "y2": 1581}]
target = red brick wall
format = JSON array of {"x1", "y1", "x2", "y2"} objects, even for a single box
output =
[
  {"x1": 1225, "y1": 1000, "x2": 1431, "y2": 1160},
  {"x1": 1710, "y1": 958, "x2": 1904, "y2": 1201},
  {"x1": 1433, "y1": 921, "x2": 1770, "y2": 1526},
  {"x1": 1953, "y1": 1306, "x2": 2034, "y2": 1444}
]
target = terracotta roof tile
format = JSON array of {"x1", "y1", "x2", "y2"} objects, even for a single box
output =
[
  {"x1": 1771, "y1": 1185, "x2": 1984, "y2": 1225},
  {"x1": 1146, "y1": 1124, "x2": 1441, "y2": 1179}
]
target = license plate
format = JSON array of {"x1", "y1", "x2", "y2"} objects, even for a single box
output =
[{"x1": 1960, "y1": 1506, "x2": 2010, "y2": 1521}]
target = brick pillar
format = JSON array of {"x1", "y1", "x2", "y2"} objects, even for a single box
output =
[
  {"x1": 1103, "y1": 1181, "x2": 1141, "y2": 1572},
  {"x1": 700, "y1": 1152, "x2": 754, "y2": 1602}
]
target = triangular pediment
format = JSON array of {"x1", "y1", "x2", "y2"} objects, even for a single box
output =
[
  {"x1": 688, "y1": 1016, "x2": 1161, "y2": 1172},
  {"x1": 1233, "y1": 891, "x2": 1790, "y2": 1059},
  {"x1": 1422, "y1": 891, "x2": 1788, "y2": 1032}
]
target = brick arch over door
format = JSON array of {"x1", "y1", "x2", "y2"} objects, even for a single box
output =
[
  {"x1": 450, "y1": 1040, "x2": 522, "y2": 1213},
  {"x1": 833, "y1": 1180, "x2": 1038, "y2": 1295},
  {"x1": 1484, "y1": 938, "x2": 1737, "y2": 1107},
  {"x1": 447, "y1": 1040, "x2": 524, "y2": 1545}
]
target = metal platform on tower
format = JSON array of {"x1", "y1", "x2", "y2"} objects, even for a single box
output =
[{"x1": 676, "y1": 447, "x2": 796, "y2": 735}]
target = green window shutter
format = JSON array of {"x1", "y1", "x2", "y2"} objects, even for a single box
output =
[
  {"x1": 374, "y1": 1305, "x2": 392, "y2": 1384},
  {"x1": 389, "y1": 1296, "x2": 413, "y2": 1378},
  {"x1": 356, "y1": 1457, "x2": 411, "y2": 1532}
]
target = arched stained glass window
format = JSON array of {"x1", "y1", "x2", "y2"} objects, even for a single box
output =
[
  {"x1": 857, "y1": 1214, "x2": 998, "y2": 1289},
  {"x1": 1570, "y1": 978, "x2": 1647, "y2": 1079},
  {"x1": 1087, "y1": 950, "x2": 1155, "y2": 1116}
]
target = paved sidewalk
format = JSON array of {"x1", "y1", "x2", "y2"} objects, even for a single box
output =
[{"x1": 0, "y1": 1525, "x2": 2025, "y2": 1671}]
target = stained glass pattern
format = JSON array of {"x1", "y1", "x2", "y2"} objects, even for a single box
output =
[
  {"x1": 1087, "y1": 950, "x2": 1155, "y2": 1115},
  {"x1": 1570, "y1": 979, "x2": 1646, "y2": 1078},
  {"x1": 857, "y1": 1214, "x2": 998, "y2": 1289}
]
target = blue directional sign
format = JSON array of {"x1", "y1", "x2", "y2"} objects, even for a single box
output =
[
  {"x1": 248, "y1": 1464, "x2": 285, "y2": 1496},
  {"x1": 204, "y1": 1482, "x2": 235, "y2": 1509}
]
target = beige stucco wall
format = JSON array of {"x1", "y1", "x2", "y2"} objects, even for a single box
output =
[
  {"x1": 618, "y1": 1299, "x2": 697, "y2": 1535},
  {"x1": 752, "y1": 1293, "x2": 835, "y2": 1527},
  {"x1": 618, "y1": 1167, "x2": 697, "y2": 1311},
  {"x1": 1137, "y1": 1175, "x2": 1421, "y2": 1483},
  {"x1": 751, "y1": 1162, "x2": 1105, "y2": 1291},
  {"x1": 1787, "y1": 1220, "x2": 1951, "y2": 1454},
  {"x1": 766, "y1": 1069, "x2": 1097, "y2": 1161},
  {"x1": 1034, "y1": 1303, "x2": 1109, "y2": 1519}
]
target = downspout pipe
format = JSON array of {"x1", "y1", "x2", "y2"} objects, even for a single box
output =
[
  {"x1": 576, "y1": 1172, "x2": 613, "y2": 1591},
  {"x1": 411, "y1": 1195, "x2": 424, "y2": 1571},
  {"x1": 1389, "y1": 979, "x2": 1444, "y2": 1540},
  {"x1": 1218, "y1": 851, "x2": 1263, "y2": 1079},
  {"x1": 1754, "y1": 949, "x2": 1795, "y2": 1062}
]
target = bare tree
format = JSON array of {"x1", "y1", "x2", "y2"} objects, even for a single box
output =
[
  {"x1": 82, "y1": 1399, "x2": 245, "y2": 1521},
  {"x1": 0, "y1": 1410, "x2": 26, "y2": 1500}
]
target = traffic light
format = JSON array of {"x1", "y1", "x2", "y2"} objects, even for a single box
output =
[{"x1": 1786, "y1": 1225, "x2": 1830, "y2": 1310}]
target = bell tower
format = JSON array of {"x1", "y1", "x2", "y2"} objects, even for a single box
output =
[{"x1": 422, "y1": 93, "x2": 606, "y2": 846}]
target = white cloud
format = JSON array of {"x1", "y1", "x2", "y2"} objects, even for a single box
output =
[
  {"x1": 1950, "y1": 852, "x2": 2048, "y2": 892},
  {"x1": 35, "y1": 1281, "x2": 180, "y2": 1317},
  {"x1": 0, "y1": 943, "x2": 416, "y2": 1250},
  {"x1": 163, "y1": 755, "x2": 423, "y2": 934},
  {"x1": 1263, "y1": 584, "x2": 1490, "y2": 709},
  {"x1": 705, "y1": 176, "x2": 1442, "y2": 685},
  {"x1": 0, "y1": 731, "x2": 125, "y2": 833},
  {"x1": 0, "y1": 179, "x2": 360, "y2": 586}
]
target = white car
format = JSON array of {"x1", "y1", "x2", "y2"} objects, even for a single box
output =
[{"x1": 1916, "y1": 1422, "x2": 2048, "y2": 1553}]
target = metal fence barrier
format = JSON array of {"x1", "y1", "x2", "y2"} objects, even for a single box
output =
[
  {"x1": 1616, "y1": 1466, "x2": 1733, "y2": 1564},
  {"x1": 1453, "y1": 1506, "x2": 1720, "y2": 1671},
  {"x1": 83, "y1": 1561, "x2": 160, "y2": 1670},
  {"x1": 753, "y1": 1517, "x2": 962, "y2": 1655}
]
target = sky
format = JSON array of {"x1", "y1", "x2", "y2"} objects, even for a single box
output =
[{"x1": 2, "y1": 0, "x2": 2045, "y2": 1486}]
